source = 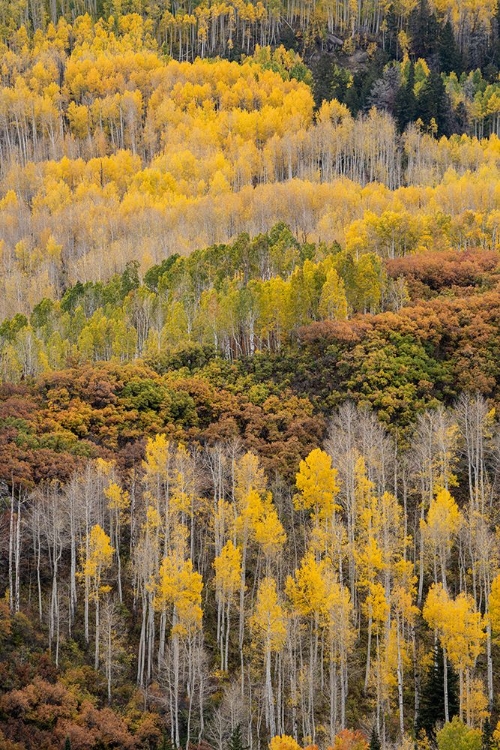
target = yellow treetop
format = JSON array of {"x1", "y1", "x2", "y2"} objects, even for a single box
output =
[
  {"x1": 156, "y1": 550, "x2": 203, "y2": 638},
  {"x1": 213, "y1": 540, "x2": 242, "y2": 601},
  {"x1": 104, "y1": 481, "x2": 130, "y2": 513},
  {"x1": 285, "y1": 552, "x2": 327, "y2": 618},
  {"x1": 420, "y1": 488, "x2": 463, "y2": 551},
  {"x1": 269, "y1": 736, "x2": 302, "y2": 750},
  {"x1": 80, "y1": 524, "x2": 115, "y2": 600},
  {"x1": 234, "y1": 451, "x2": 267, "y2": 506},
  {"x1": 143, "y1": 433, "x2": 171, "y2": 479},
  {"x1": 253, "y1": 492, "x2": 287, "y2": 558},
  {"x1": 295, "y1": 448, "x2": 340, "y2": 520},
  {"x1": 250, "y1": 577, "x2": 287, "y2": 653},
  {"x1": 423, "y1": 583, "x2": 485, "y2": 673}
]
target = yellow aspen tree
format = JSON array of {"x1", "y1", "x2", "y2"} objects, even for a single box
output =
[
  {"x1": 322, "y1": 565, "x2": 355, "y2": 738},
  {"x1": 371, "y1": 620, "x2": 400, "y2": 738},
  {"x1": 213, "y1": 539, "x2": 242, "y2": 671},
  {"x1": 253, "y1": 492, "x2": 287, "y2": 574},
  {"x1": 233, "y1": 452, "x2": 267, "y2": 673},
  {"x1": 79, "y1": 524, "x2": 114, "y2": 671},
  {"x1": 318, "y1": 268, "x2": 348, "y2": 321},
  {"x1": 170, "y1": 443, "x2": 200, "y2": 561},
  {"x1": 423, "y1": 584, "x2": 486, "y2": 723},
  {"x1": 420, "y1": 488, "x2": 462, "y2": 590},
  {"x1": 365, "y1": 580, "x2": 390, "y2": 733},
  {"x1": 269, "y1": 736, "x2": 302, "y2": 750},
  {"x1": 156, "y1": 529, "x2": 203, "y2": 749},
  {"x1": 391, "y1": 560, "x2": 419, "y2": 738},
  {"x1": 104, "y1": 480, "x2": 129, "y2": 604},
  {"x1": 295, "y1": 447, "x2": 343, "y2": 566},
  {"x1": 295, "y1": 447, "x2": 341, "y2": 523},
  {"x1": 488, "y1": 573, "x2": 500, "y2": 637},
  {"x1": 353, "y1": 458, "x2": 386, "y2": 692},
  {"x1": 250, "y1": 577, "x2": 287, "y2": 737},
  {"x1": 411, "y1": 407, "x2": 459, "y2": 606},
  {"x1": 135, "y1": 505, "x2": 162, "y2": 687},
  {"x1": 286, "y1": 552, "x2": 328, "y2": 742},
  {"x1": 142, "y1": 433, "x2": 174, "y2": 539}
]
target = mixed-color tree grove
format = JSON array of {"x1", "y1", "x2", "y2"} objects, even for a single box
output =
[{"x1": 3, "y1": 6, "x2": 500, "y2": 750}]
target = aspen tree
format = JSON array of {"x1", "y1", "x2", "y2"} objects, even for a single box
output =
[
  {"x1": 135, "y1": 505, "x2": 162, "y2": 686},
  {"x1": 79, "y1": 524, "x2": 114, "y2": 671},
  {"x1": 420, "y1": 489, "x2": 462, "y2": 590},
  {"x1": 322, "y1": 566, "x2": 355, "y2": 738},
  {"x1": 213, "y1": 540, "x2": 242, "y2": 671},
  {"x1": 253, "y1": 492, "x2": 286, "y2": 574},
  {"x1": 233, "y1": 451, "x2": 267, "y2": 679},
  {"x1": 353, "y1": 458, "x2": 386, "y2": 692},
  {"x1": 156, "y1": 527, "x2": 203, "y2": 748},
  {"x1": 391, "y1": 560, "x2": 418, "y2": 738},
  {"x1": 142, "y1": 433, "x2": 174, "y2": 540},
  {"x1": 104, "y1": 479, "x2": 129, "y2": 604},
  {"x1": 295, "y1": 447, "x2": 341, "y2": 522},
  {"x1": 250, "y1": 577, "x2": 287, "y2": 737},
  {"x1": 410, "y1": 408, "x2": 459, "y2": 605},
  {"x1": 423, "y1": 584, "x2": 485, "y2": 723},
  {"x1": 318, "y1": 268, "x2": 349, "y2": 320},
  {"x1": 285, "y1": 552, "x2": 327, "y2": 741}
]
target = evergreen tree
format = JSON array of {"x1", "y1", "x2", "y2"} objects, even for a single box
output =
[
  {"x1": 330, "y1": 64, "x2": 352, "y2": 105},
  {"x1": 228, "y1": 725, "x2": 247, "y2": 750},
  {"x1": 438, "y1": 20, "x2": 462, "y2": 74},
  {"x1": 384, "y1": 4, "x2": 399, "y2": 59},
  {"x1": 344, "y1": 78, "x2": 361, "y2": 115},
  {"x1": 311, "y1": 55, "x2": 337, "y2": 108},
  {"x1": 345, "y1": 51, "x2": 388, "y2": 115},
  {"x1": 416, "y1": 69, "x2": 451, "y2": 136},
  {"x1": 64, "y1": 739, "x2": 71, "y2": 750},
  {"x1": 120, "y1": 260, "x2": 140, "y2": 298},
  {"x1": 408, "y1": 0, "x2": 440, "y2": 59},
  {"x1": 493, "y1": 0, "x2": 500, "y2": 68},
  {"x1": 395, "y1": 60, "x2": 416, "y2": 132},
  {"x1": 416, "y1": 644, "x2": 459, "y2": 741},
  {"x1": 453, "y1": 101, "x2": 469, "y2": 134},
  {"x1": 482, "y1": 717, "x2": 493, "y2": 750},
  {"x1": 369, "y1": 727, "x2": 381, "y2": 750}
]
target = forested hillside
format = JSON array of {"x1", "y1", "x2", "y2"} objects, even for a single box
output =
[{"x1": 3, "y1": 4, "x2": 500, "y2": 750}]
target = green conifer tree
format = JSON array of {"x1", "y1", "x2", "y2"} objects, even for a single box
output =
[
  {"x1": 395, "y1": 61, "x2": 416, "y2": 132},
  {"x1": 482, "y1": 717, "x2": 493, "y2": 750},
  {"x1": 228, "y1": 725, "x2": 247, "y2": 750},
  {"x1": 438, "y1": 20, "x2": 462, "y2": 74},
  {"x1": 416, "y1": 70, "x2": 451, "y2": 136},
  {"x1": 369, "y1": 727, "x2": 381, "y2": 750},
  {"x1": 416, "y1": 644, "x2": 459, "y2": 741}
]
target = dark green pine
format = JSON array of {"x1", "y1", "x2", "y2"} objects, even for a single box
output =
[
  {"x1": 416, "y1": 644, "x2": 459, "y2": 741},
  {"x1": 369, "y1": 726, "x2": 381, "y2": 750},
  {"x1": 483, "y1": 717, "x2": 493, "y2": 750},
  {"x1": 395, "y1": 60, "x2": 416, "y2": 132},
  {"x1": 416, "y1": 69, "x2": 451, "y2": 136},
  {"x1": 438, "y1": 20, "x2": 463, "y2": 74},
  {"x1": 228, "y1": 725, "x2": 248, "y2": 750}
]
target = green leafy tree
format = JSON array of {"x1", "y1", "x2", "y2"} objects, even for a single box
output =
[{"x1": 436, "y1": 718, "x2": 481, "y2": 750}]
